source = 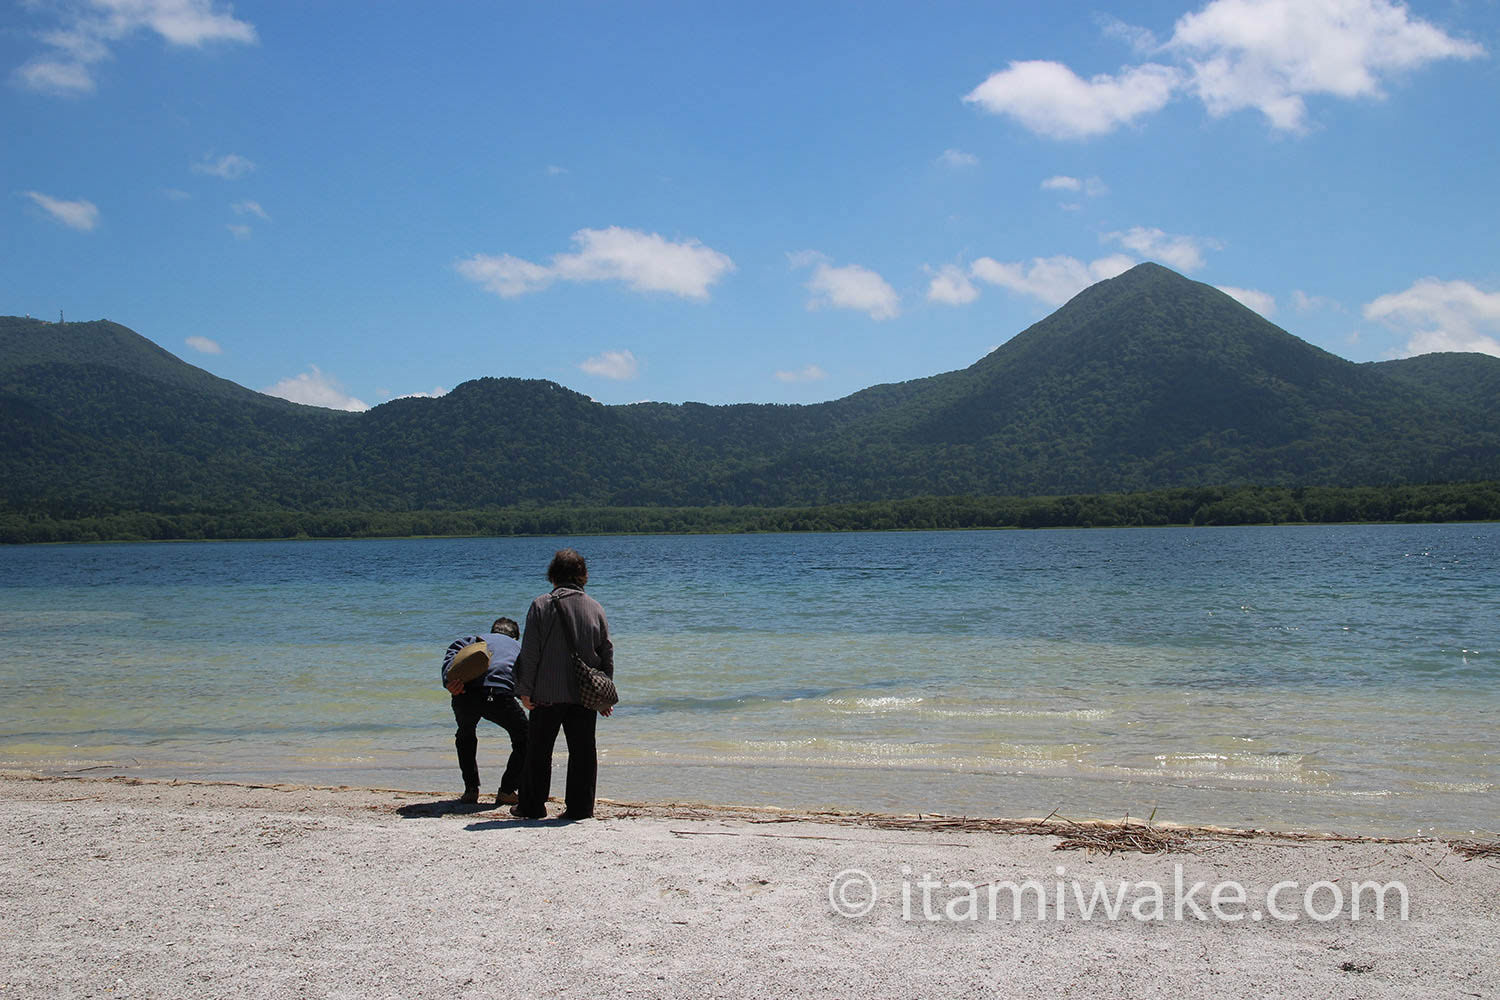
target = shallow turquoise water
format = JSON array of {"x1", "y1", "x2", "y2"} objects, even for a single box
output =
[{"x1": 0, "y1": 524, "x2": 1494, "y2": 837}]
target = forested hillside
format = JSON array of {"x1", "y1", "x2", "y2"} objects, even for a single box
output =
[{"x1": 4, "y1": 264, "x2": 1499, "y2": 524}]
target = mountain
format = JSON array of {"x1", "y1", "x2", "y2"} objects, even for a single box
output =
[
  {"x1": 3, "y1": 263, "x2": 1498, "y2": 518},
  {"x1": 752, "y1": 262, "x2": 1499, "y2": 496},
  {"x1": 0, "y1": 316, "x2": 348, "y2": 515},
  {"x1": 1366, "y1": 351, "x2": 1500, "y2": 413}
]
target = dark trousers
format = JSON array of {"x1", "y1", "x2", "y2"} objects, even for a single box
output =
[
  {"x1": 452, "y1": 688, "x2": 528, "y2": 794},
  {"x1": 519, "y1": 704, "x2": 597, "y2": 817}
]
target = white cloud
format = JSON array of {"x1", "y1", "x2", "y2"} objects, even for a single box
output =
[
  {"x1": 193, "y1": 153, "x2": 255, "y2": 179},
  {"x1": 794, "y1": 255, "x2": 900, "y2": 320},
  {"x1": 964, "y1": 1, "x2": 1482, "y2": 139},
  {"x1": 232, "y1": 200, "x2": 269, "y2": 220},
  {"x1": 579, "y1": 349, "x2": 640, "y2": 380},
  {"x1": 775, "y1": 364, "x2": 828, "y2": 383},
  {"x1": 226, "y1": 223, "x2": 251, "y2": 240},
  {"x1": 14, "y1": 59, "x2": 96, "y2": 95},
  {"x1": 1216, "y1": 285, "x2": 1277, "y2": 318},
  {"x1": 963, "y1": 59, "x2": 1181, "y2": 139},
  {"x1": 458, "y1": 227, "x2": 734, "y2": 301},
  {"x1": 937, "y1": 148, "x2": 979, "y2": 168},
  {"x1": 1104, "y1": 226, "x2": 1218, "y2": 272},
  {"x1": 1363, "y1": 278, "x2": 1500, "y2": 358},
  {"x1": 1096, "y1": 13, "x2": 1160, "y2": 54},
  {"x1": 456, "y1": 254, "x2": 554, "y2": 297},
  {"x1": 970, "y1": 254, "x2": 1135, "y2": 306},
  {"x1": 1041, "y1": 174, "x2": 1108, "y2": 197},
  {"x1": 785, "y1": 249, "x2": 826, "y2": 269},
  {"x1": 926, "y1": 264, "x2": 979, "y2": 306},
  {"x1": 162, "y1": 188, "x2": 192, "y2": 201},
  {"x1": 13, "y1": 0, "x2": 256, "y2": 97},
  {"x1": 546, "y1": 165, "x2": 568, "y2": 176},
  {"x1": 551, "y1": 228, "x2": 734, "y2": 298},
  {"x1": 263, "y1": 366, "x2": 369, "y2": 411},
  {"x1": 1292, "y1": 289, "x2": 1340, "y2": 312},
  {"x1": 391, "y1": 386, "x2": 450, "y2": 400},
  {"x1": 1397, "y1": 329, "x2": 1500, "y2": 358},
  {"x1": 23, "y1": 190, "x2": 99, "y2": 231},
  {"x1": 1169, "y1": 0, "x2": 1485, "y2": 132},
  {"x1": 104, "y1": 0, "x2": 257, "y2": 46},
  {"x1": 184, "y1": 335, "x2": 221, "y2": 354}
]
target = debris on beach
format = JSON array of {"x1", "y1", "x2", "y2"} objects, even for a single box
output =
[
  {"x1": 1448, "y1": 839, "x2": 1500, "y2": 861},
  {"x1": 1050, "y1": 820, "x2": 1191, "y2": 856}
]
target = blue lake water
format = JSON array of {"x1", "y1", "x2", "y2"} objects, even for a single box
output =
[{"x1": 0, "y1": 524, "x2": 1494, "y2": 837}]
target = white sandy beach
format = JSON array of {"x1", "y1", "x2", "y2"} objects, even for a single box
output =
[{"x1": 1, "y1": 771, "x2": 1496, "y2": 1000}]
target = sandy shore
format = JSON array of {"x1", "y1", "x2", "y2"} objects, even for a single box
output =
[{"x1": 2, "y1": 771, "x2": 1495, "y2": 999}]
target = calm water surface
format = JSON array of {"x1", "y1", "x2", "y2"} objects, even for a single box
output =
[{"x1": 0, "y1": 525, "x2": 1494, "y2": 837}]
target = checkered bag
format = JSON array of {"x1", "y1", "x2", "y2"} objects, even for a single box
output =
[{"x1": 551, "y1": 595, "x2": 618, "y2": 712}]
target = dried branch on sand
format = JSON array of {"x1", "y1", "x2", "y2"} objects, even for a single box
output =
[{"x1": 1448, "y1": 839, "x2": 1500, "y2": 861}]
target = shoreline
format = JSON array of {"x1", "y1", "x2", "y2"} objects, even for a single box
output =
[
  {"x1": 12, "y1": 769, "x2": 1500, "y2": 861},
  {"x1": 6, "y1": 768, "x2": 1495, "y2": 854},
  {"x1": 4, "y1": 769, "x2": 1497, "y2": 998},
  {"x1": 11, "y1": 746, "x2": 1494, "y2": 842}
]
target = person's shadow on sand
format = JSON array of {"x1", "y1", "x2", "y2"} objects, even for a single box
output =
[
  {"x1": 394, "y1": 797, "x2": 502, "y2": 819},
  {"x1": 464, "y1": 816, "x2": 563, "y2": 831},
  {"x1": 393, "y1": 798, "x2": 547, "y2": 829}
]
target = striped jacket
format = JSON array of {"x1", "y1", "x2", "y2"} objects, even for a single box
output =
[{"x1": 513, "y1": 587, "x2": 613, "y2": 706}]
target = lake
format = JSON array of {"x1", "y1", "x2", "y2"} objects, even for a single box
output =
[{"x1": 0, "y1": 524, "x2": 1494, "y2": 837}]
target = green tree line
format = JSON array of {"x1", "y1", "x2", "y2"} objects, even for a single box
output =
[{"x1": 4, "y1": 481, "x2": 1496, "y2": 545}]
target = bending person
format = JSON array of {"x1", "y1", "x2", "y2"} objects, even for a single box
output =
[
  {"x1": 442, "y1": 617, "x2": 528, "y2": 806},
  {"x1": 512, "y1": 548, "x2": 614, "y2": 821}
]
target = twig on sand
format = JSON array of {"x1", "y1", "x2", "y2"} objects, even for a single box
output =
[
  {"x1": 1448, "y1": 840, "x2": 1500, "y2": 861},
  {"x1": 1400, "y1": 846, "x2": 1454, "y2": 885},
  {"x1": 669, "y1": 828, "x2": 972, "y2": 847},
  {"x1": 1051, "y1": 820, "x2": 1191, "y2": 857}
]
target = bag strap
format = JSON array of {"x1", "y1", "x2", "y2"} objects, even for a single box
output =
[{"x1": 548, "y1": 592, "x2": 584, "y2": 661}]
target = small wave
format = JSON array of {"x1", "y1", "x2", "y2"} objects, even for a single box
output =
[
  {"x1": 1234, "y1": 752, "x2": 1311, "y2": 772},
  {"x1": 825, "y1": 696, "x2": 926, "y2": 711},
  {"x1": 1412, "y1": 780, "x2": 1494, "y2": 794},
  {"x1": 1121, "y1": 760, "x2": 1335, "y2": 786},
  {"x1": 1155, "y1": 751, "x2": 1311, "y2": 774},
  {"x1": 1014, "y1": 707, "x2": 1111, "y2": 720},
  {"x1": 920, "y1": 706, "x2": 1112, "y2": 720},
  {"x1": 732, "y1": 736, "x2": 1091, "y2": 766},
  {"x1": 1156, "y1": 753, "x2": 1229, "y2": 767},
  {"x1": 737, "y1": 738, "x2": 820, "y2": 751}
]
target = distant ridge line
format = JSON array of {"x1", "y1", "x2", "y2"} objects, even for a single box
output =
[{"x1": 3, "y1": 263, "x2": 1499, "y2": 518}]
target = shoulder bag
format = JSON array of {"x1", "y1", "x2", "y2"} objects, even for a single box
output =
[{"x1": 550, "y1": 594, "x2": 619, "y2": 713}]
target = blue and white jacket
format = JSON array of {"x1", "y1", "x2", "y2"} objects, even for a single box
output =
[{"x1": 440, "y1": 632, "x2": 521, "y2": 695}]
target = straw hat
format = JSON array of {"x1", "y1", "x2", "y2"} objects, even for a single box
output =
[{"x1": 446, "y1": 641, "x2": 491, "y2": 685}]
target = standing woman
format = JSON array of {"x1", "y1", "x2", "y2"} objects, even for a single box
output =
[{"x1": 512, "y1": 548, "x2": 614, "y2": 820}]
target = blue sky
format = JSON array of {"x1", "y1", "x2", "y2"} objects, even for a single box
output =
[{"x1": 5, "y1": 0, "x2": 1498, "y2": 410}]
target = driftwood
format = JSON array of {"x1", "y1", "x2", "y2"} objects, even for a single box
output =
[
  {"x1": 1448, "y1": 839, "x2": 1500, "y2": 861},
  {"x1": 601, "y1": 796, "x2": 1497, "y2": 859}
]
